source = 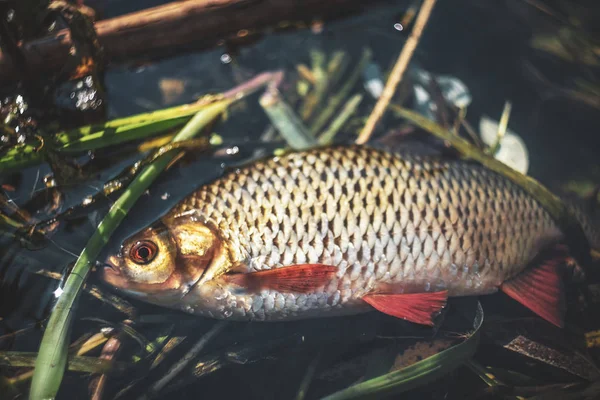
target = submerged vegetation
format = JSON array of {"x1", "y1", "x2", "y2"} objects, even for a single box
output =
[{"x1": 1, "y1": 0, "x2": 600, "y2": 399}]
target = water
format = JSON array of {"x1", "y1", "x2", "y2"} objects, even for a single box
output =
[{"x1": 1, "y1": 1, "x2": 599, "y2": 399}]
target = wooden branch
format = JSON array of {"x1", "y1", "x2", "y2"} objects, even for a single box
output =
[
  {"x1": 356, "y1": 0, "x2": 437, "y2": 144},
  {"x1": 0, "y1": 0, "x2": 391, "y2": 84}
]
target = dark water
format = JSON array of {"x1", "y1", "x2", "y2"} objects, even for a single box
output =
[{"x1": 1, "y1": 1, "x2": 599, "y2": 399}]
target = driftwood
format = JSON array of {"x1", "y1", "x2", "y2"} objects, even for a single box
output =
[{"x1": 0, "y1": 0, "x2": 391, "y2": 84}]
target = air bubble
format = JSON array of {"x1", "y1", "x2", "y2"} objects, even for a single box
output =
[
  {"x1": 220, "y1": 53, "x2": 232, "y2": 64},
  {"x1": 82, "y1": 196, "x2": 94, "y2": 206},
  {"x1": 184, "y1": 305, "x2": 195, "y2": 313},
  {"x1": 226, "y1": 146, "x2": 239, "y2": 155}
]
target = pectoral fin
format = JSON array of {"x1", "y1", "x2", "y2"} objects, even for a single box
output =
[
  {"x1": 362, "y1": 291, "x2": 448, "y2": 326},
  {"x1": 224, "y1": 264, "x2": 337, "y2": 293}
]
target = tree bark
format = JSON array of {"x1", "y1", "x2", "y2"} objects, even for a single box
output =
[{"x1": 0, "y1": 0, "x2": 391, "y2": 84}]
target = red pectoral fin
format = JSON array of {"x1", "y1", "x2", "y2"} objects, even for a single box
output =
[
  {"x1": 501, "y1": 259, "x2": 565, "y2": 328},
  {"x1": 362, "y1": 291, "x2": 448, "y2": 326},
  {"x1": 224, "y1": 264, "x2": 337, "y2": 293}
]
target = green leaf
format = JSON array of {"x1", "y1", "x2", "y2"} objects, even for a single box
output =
[
  {"x1": 0, "y1": 97, "x2": 219, "y2": 172},
  {"x1": 1, "y1": 351, "x2": 128, "y2": 374},
  {"x1": 28, "y1": 99, "x2": 231, "y2": 400},
  {"x1": 390, "y1": 105, "x2": 594, "y2": 270},
  {"x1": 321, "y1": 303, "x2": 484, "y2": 400}
]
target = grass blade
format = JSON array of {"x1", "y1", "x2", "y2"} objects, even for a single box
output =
[
  {"x1": 1, "y1": 352, "x2": 128, "y2": 374},
  {"x1": 311, "y1": 48, "x2": 372, "y2": 136},
  {"x1": 144, "y1": 321, "x2": 228, "y2": 398},
  {"x1": 260, "y1": 87, "x2": 316, "y2": 149},
  {"x1": 318, "y1": 94, "x2": 362, "y2": 145},
  {"x1": 2, "y1": 72, "x2": 280, "y2": 171},
  {"x1": 0, "y1": 98, "x2": 217, "y2": 172},
  {"x1": 390, "y1": 105, "x2": 594, "y2": 269},
  {"x1": 321, "y1": 303, "x2": 483, "y2": 400},
  {"x1": 29, "y1": 99, "x2": 231, "y2": 400}
]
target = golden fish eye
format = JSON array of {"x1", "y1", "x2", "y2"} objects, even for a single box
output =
[{"x1": 129, "y1": 240, "x2": 158, "y2": 265}]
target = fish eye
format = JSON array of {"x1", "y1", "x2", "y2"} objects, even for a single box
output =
[{"x1": 129, "y1": 240, "x2": 158, "y2": 265}]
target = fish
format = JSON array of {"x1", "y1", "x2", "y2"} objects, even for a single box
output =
[{"x1": 101, "y1": 145, "x2": 599, "y2": 327}]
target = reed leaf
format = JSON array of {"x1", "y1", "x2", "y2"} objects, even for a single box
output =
[
  {"x1": 1, "y1": 352, "x2": 127, "y2": 374},
  {"x1": 28, "y1": 99, "x2": 231, "y2": 400},
  {"x1": 0, "y1": 96, "x2": 220, "y2": 172},
  {"x1": 321, "y1": 303, "x2": 483, "y2": 400},
  {"x1": 260, "y1": 87, "x2": 316, "y2": 150},
  {"x1": 311, "y1": 48, "x2": 372, "y2": 136},
  {"x1": 390, "y1": 105, "x2": 594, "y2": 268}
]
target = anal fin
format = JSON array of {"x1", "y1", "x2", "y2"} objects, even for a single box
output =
[
  {"x1": 224, "y1": 264, "x2": 337, "y2": 294},
  {"x1": 501, "y1": 254, "x2": 566, "y2": 328},
  {"x1": 362, "y1": 291, "x2": 448, "y2": 326}
]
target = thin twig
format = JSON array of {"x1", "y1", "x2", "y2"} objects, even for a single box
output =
[
  {"x1": 318, "y1": 94, "x2": 363, "y2": 145},
  {"x1": 260, "y1": 87, "x2": 316, "y2": 150},
  {"x1": 356, "y1": 0, "x2": 437, "y2": 144},
  {"x1": 459, "y1": 118, "x2": 486, "y2": 150},
  {"x1": 310, "y1": 48, "x2": 372, "y2": 136},
  {"x1": 221, "y1": 70, "x2": 284, "y2": 101},
  {"x1": 296, "y1": 350, "x2": 324, "y2": 400},
  {"x1": 29, "y1": 100, "x2": 232, "y2": 400},
  {"x1": 0, "y1": 352, "x2": 127, "y2": 374},
  {"x1": 89, "y1": 334, "x2": 123, "y2": 400},
  {"x1": 33, "y1": 268, "x2": 137, "y2": 317},
  {"x1": 488, "y1": 101, "x2": 512, "y2": 155},
  {"x1": 141, "y1": 322, "x2": 228, "y2": 399},
  {"x1": 151, "y1": 337, "x2": 186, "y2": 370}
]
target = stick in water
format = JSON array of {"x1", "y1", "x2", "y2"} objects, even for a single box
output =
[
  {"x1": 356, "y1": 0, "x2": 438, "y2": 145},
  {"x1": 142, "y1": 321, "x2": 228, "y2": 398}
]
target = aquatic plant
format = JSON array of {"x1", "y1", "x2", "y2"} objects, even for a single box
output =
[{"x1": 0, "y1": 1, "x2": 599, "y2": 400}]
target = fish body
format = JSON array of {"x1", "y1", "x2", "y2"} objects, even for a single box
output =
[{"x1": 103, "y1": 145, "x2": 593, "y2": 325}]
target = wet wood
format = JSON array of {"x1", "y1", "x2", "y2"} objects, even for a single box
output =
[{"x1": 0, "y1": 0, "x2": 390, "y2": 84}]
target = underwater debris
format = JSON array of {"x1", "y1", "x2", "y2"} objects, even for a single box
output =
[
  {"x1": 504, "y1": 335, "x2": 598, "y2": 380},
  {"x1": 29, "y1": 99, "x2": 232, "y2": 400},
  {"x1": 0, "y1": 2, "x2": 598, "y2": 400},
  {"x1": 479, "y1": 115, "x2": 530, "y2": 175},
  {"x1": 357, "y1": 0, "x2": 438, "y2": 144},
  {"x1": 260, "y1": 86, "x2": 316, "y2": 150}
]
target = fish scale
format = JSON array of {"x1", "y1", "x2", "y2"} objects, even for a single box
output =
[{"x1": 164, "y1": 145, "x2": 567, "y2": 320}]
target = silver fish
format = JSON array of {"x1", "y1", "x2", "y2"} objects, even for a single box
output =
[{"x1": 102, "y1": 145, "x2": 598, "y2": 326}]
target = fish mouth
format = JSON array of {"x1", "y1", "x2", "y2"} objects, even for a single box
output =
[{"x1": 101, "y1": 256, "x2": 122, "y2": 280}]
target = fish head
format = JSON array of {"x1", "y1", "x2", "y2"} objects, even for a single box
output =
[{"x1": 101, "y1": 214, "x2": 231, "y2": 307}]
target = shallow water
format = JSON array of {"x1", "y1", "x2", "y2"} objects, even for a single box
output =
[{"x1": 1, "y1": 1, "x2": 599, "y2": 399}]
